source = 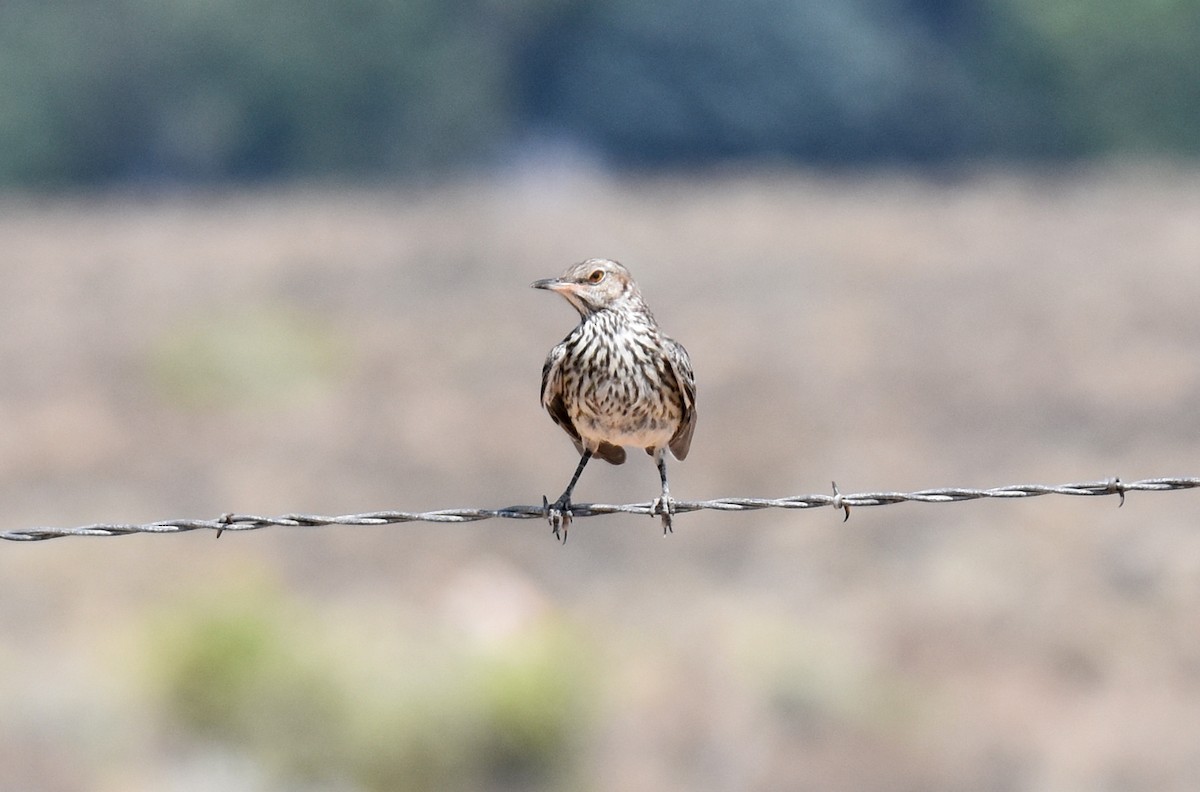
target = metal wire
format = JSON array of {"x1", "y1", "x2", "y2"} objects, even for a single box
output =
[{"x1": 3, "y1": 476, "x2": 1197, "y2": 542}]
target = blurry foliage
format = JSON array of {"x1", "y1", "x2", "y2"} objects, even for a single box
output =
[
  {"x1": 0, "y1": 0, "x2": 1196, "y2": 186},
  {"x1": 147, "y1": 583, "x2": 594, "y2": 791},
  {"x1": 518, "y1": 0, "x2": 1081, "y2": 165},
  {"x1": 728, "y1": 617, "x2": 921, "y2": 737},
  {"x1": 1012, "y1": 0, "x2": 1200, "y2": 155},
  {"x1": 148, "y1": 588, "x2": 348, "y2": 780},
  {"x1": 0, "y1": 0, "x2": 513, "y2": 185},
  {"x1": 148, "y1": 308, "x2": 346, "y2": 410}
]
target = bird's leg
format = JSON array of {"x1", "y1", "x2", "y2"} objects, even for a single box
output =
[
  {"x1": 544, "y1": 449, "x2": 592, "y2": 543},
  {"x1": 650, "y1": 449, "x2": 674, "y2": 535}
]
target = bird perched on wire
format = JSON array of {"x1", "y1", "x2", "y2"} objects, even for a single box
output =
[{"x1": 533, "y1": 258, "x2": 696, "y2": 541}]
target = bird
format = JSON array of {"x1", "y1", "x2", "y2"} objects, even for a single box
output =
[{"x1": 533, "y1": 258, "x2": 696, "y2": 542}]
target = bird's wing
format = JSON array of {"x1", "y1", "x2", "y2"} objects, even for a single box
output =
[
  {"x1": 663, "y1": 336, "x2": 697, "y2": 460},
  {"x1": 541, "y1": 342, "x2": 583, "y2": 454}
]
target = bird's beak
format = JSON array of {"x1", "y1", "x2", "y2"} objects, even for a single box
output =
[{"x1": 532, "y1": 277, "x2": 568, "y2": 292}]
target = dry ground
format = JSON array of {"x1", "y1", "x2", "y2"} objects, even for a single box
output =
[{"x1": 2, "y1": 165, "x2": 1199, "y2": 791}]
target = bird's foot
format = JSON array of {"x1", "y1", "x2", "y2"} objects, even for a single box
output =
[
  {"x1": 650, "y1": 495, "x2": 675, "y2": 535},
  {"x1": 542, "y1": 495, "x2": 573, "y2": 544}
]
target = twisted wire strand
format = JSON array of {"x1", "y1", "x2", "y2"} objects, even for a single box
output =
[{"x1": 3, "y1": 476, "x2": 1197, "y2": 542}]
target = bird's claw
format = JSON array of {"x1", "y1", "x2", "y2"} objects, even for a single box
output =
[
  {"x1": 651, "y1": 496, "x2": 675, "y2": 535},
  {"x1": 542, "y1": 495, "x2": 573, "y2": 544}
]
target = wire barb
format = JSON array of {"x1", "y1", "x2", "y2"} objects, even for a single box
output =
[
  {"x1": 3, "y1": 476, "x2": 1198, "y2": 542},
  {"x1": 831, "y1": 481, "x2": 850, "y2": 522}
]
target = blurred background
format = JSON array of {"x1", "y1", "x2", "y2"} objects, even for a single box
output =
[{"x1": 1, "y1": 1, "x2": 1199, "y2": 790}]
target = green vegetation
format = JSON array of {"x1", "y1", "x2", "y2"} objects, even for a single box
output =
[
  {"x1": 148, "y1": 308, "x2": 346, "y2": 409},
  {"x1": 0, "y1": 0, "x2": 1196, "y2": 186},
  {"x1": 146, "y1": 584, "x2": 594, "y2": 791}
]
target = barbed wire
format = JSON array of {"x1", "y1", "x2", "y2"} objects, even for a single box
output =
[{"x1": 2, "y1": 476, "x2": 1197, "y2": 542}]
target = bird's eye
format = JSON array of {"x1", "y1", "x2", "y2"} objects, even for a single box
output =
[{"x1": 588, "y1": 269, "x2": 605, "y2": 283}]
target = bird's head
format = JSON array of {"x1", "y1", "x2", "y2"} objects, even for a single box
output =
[{"x1": 532, "y1": 258, "x2": 642, "y2": 318}]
